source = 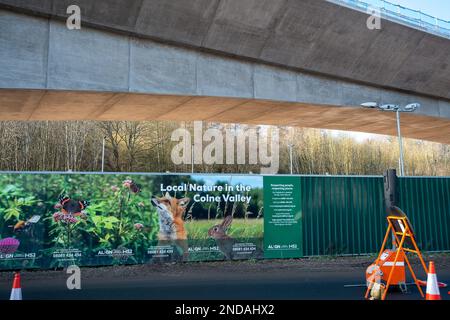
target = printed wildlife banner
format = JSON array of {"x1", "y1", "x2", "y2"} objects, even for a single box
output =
[
  {"x1": 146, "y1": 174, "x2": 264, "y2": 263},
  {"x1": 0, "y1": 172, "x2": 264, "y2": 270}
]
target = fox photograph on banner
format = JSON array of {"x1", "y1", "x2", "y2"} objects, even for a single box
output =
[{"x1": 0, "y1": 172, "x2": 264, "y2": 270}]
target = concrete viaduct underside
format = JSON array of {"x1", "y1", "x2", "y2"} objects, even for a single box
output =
[
  {"x1": 3, "y1": 89, "x2": 450, "y2": 144},
  {"x1": 0, "y1": 1, "x2": 449, "y2": 144}
]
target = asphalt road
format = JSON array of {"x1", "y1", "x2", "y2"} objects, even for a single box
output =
[{"x1": 1, "y1": 257, "x2": 449, "y2": 300}]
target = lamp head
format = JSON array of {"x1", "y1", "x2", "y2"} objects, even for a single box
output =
[
  {"x1": 379, "y1": 104, "x2": 400, "y2": 111},
  {"x1": 403, "y1": 103, "x2": 420, "y2": 112},
  {"x1": 361, "y1": 102, "x2": 378, "y2": 108}
]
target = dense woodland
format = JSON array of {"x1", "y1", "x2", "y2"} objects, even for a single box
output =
[{"x1": 0, "y1": 120, "x2": 448, "y2": 176}]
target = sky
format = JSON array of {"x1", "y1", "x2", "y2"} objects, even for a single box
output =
[
  {"x1": 366, "y1": 0, "x2": 450, "y2": 20},
  {"x1": 330, "y1": 130, "x2": 387, "y2": 142}
]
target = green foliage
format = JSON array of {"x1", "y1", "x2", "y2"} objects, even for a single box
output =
[
  {"x1": 185, "y1": 219, "x2": 263, "y2": 239},
  {"x1": 44, "y1": 174, "x2": 161, "y2": 252},
  {"x1": 0, "y1": 181, "x2": 38, "y2": 237}
]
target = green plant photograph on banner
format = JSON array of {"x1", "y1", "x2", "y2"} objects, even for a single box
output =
[{"x1": 0, "y1": 173, "x2": 264, "y2": 270}]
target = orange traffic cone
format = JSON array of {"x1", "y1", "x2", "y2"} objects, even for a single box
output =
[
  {"x1": 425, "y1": 262, "x2": 441, "y2": 300},
  {"x1": 9, "y1": 272, "x2": 22, "y2": 300}
]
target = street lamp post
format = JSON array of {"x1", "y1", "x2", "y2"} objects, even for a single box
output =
[
  {"x1": 396, "y1": 110, "x2": 405, "y2": 176},
  {"x1": 288, "y1": 144, "x2": 293, "y2": 174},
  {"x1": 361, "y1": 102, "x2": 420, "y2": 177},
  {"x1": 101, "y1": 136, "x2": 106, "y2": 173},
  {"x1": 191, "y1": 143, "x2": 194, "y2": 173}
]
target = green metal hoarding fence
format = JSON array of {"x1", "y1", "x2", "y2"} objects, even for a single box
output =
[
  {"x1": 398, "y1": 177, "x2": 450, "y2": 252},
  {"x1": 1, "y1": 172, "x2": 449, "y2": 271},
  {"x1": 300, "y1": 176, "x2": 450, "y2": 256}
]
